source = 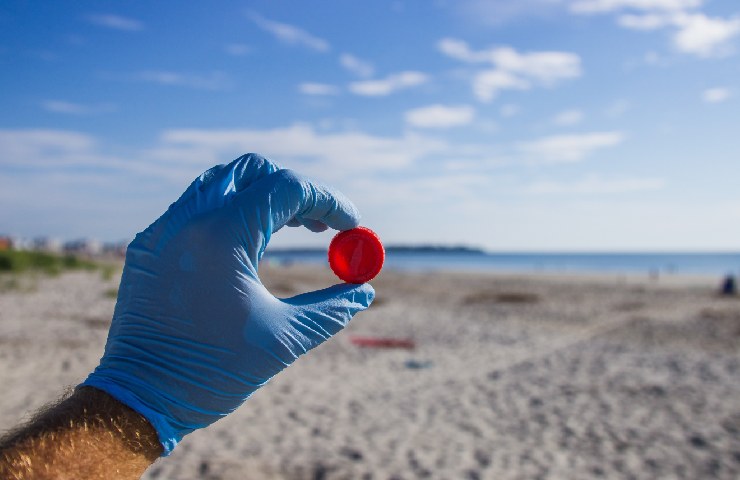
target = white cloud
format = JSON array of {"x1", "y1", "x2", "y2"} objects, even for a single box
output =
[
  {"x1": 3, "y1": 126, "x2": 735, "y2": 250},
  {"x1": 702, "y1": 87, "x2": 731, "y2": 103},
  {"x1": 437, "y1": 38, "x2": 486, "y2": 63},
  {"x1": 0, "y1": 125, "x2": 446, "y2": 192},
  {"x1": 474, "y1": 70, "x2": 531, "y2": 102},
  {"x1": 349, "y1": 71, "x2": 429, "y2": 96},
  {"x1": 619, "y1": 12, "x2": 740, "y2": 57},
  {"x1": 339, "y1": 54, "x2": 374, "y2": 77},
  {"x1": 0, "y1": 130, "x2": 94, "y2": 167},
  {"x1": 617, "y1": 13, "x2": 673, "y2": 29},
  {"x1": 671, "y1": 13, "x2": 740, "y2": 57},
  {"x1": 41, "y1": 100, "x2": 116, "y2": 115},
  {"x1": 490, "y1": 48, "x2": 582, "y2": 81},
  {"x1": 0, "y1": 129, "x2": 134, "y2": 172},
  {"x1": 443, "y1": 156, "x2": 509, "y2": 172},
  {"x1": 575, "y1": 0, "x2": 740, "y2": 58},
  {"x1": 438, "y1": 38, "x2": 582, "y2": 79},
  {"x1": 124, "y1": 71, "x2": 233, "y2": 90},
  {"x1": 154, "y1": 124, "x2": 449, "y2": 177},
  {"x1": 552, "y1": 109, "x2": 584, "y2": 126},
  {"x1": 248, "y1": 12, "x2": 330, "y2": 52},
  {"x1": 299, "y1": 83, "x2": 340, "y2": 96},
  {"x1": 405, "y1": 104, "x2": 476, "y2": 129},
  {"x1": 570, "y1": 0, "x2": 702, "y2": 14},
  {"x1": 0, "y1": 129, "x2": 193, "y2": 187},
  {"x1": 1, "y1": 126, "x2": 450, "y2": 192},
  {"x1": 525, "y1": 175, "x2": 665, "y2": 194},
  {"x1": 438, "y1": 38, "x2": 581, "y2": 102},
  {"x1": 518, "y1": 132, "x2": 625, "y2": 162},
  {"x1": 86, "y1": 13, "x2": 143, "y2": 31}
]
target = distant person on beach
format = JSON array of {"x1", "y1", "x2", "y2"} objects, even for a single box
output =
[
  {"x1": 720, "y1": 274, "x2": 737, "y2": 296},
  {"x1": 0, "y1": 154, "x2": 375, "y2": 478}
]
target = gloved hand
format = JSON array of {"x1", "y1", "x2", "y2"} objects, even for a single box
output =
[{"x1": 81, "y1": 153, "x2": 375, "y2": 455}]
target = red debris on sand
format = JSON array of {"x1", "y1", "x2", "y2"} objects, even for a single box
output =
[{"x1": 349, "y1": 336, "x2": 415, "y2": 350}]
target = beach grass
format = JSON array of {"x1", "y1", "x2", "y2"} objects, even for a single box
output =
[
  {"x1": 0, "y1": 251, "x2": 116, "y2": 295},
  {"x1": 0, "y1": 250, "x2": 99, "y2": 275}
]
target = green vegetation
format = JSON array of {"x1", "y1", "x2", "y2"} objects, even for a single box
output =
[
  {"x1": 0, "y1": 250, "x2": 122, "y2": 294},
  {"x1": 0, "y1": 250, "x2": 99, "y2": 276},
  {"x1": 100, "y1": 263, "x2": 119, "y2": 282}
]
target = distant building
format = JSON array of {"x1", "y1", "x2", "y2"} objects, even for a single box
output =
[
  {"x1": 102, "y1": 240, "x2": 129, "y2": 258},
  {"x1": 64, "y1": 238, "x2": 102, "y2": 256},
  {"x1": 10, "y1": 236, "x2": 32, "y2": 250},
  {"x1": 32, "y1": 237, "x2": 63, "y2": 253},
  {"x1": 0, "y1": 236, "x2": 12, "y2": 251}
]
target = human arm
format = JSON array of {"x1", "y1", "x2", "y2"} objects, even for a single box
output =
[
  {"x1": 0, "y1": 387, "x2": 161, "y2": 480},
  {"x1": 0, "y1": 153, "x2": 374, "y2": 476}
]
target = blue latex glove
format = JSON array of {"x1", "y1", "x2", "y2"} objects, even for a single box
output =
[{"x1": 81, "y1": 153, "x2": 375, "y2": 455}]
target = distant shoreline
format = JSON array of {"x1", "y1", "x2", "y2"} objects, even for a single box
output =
[
  {"x1": 267, "y1": 245, "x2": 487, "y2": 255},
  {"x1": 263, "y1": 249, "x2": 740, "y2": 277},
  {"x1": 266, "y1": 246, "x2": 740, "y2": 255}
]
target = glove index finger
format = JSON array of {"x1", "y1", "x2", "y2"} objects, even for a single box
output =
[
  {"x1": 300, "y1": 180, "x2": 360, "y2": 231},
  {"x1": 245, "y1": 169, "x2": 360, "y2": 234}
]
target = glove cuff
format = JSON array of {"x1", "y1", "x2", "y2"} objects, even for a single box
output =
[{"x1": 80, "y1": 374, "x2": 180, "y2": 456}]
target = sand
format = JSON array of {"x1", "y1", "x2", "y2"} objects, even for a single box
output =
[{"x1": 1, "y1": 264, "x2": 738, "y2": 479}]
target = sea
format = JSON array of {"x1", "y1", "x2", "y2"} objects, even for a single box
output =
[{"x1": 263, "y1": 250, "x2": 740, "y2": 277}]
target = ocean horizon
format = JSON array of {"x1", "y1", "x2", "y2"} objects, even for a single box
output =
[{"x1": 263, "y1": 249, "x2": 740, "y2": 276}]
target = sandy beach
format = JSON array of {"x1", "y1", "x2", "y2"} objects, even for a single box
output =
[{"x1": 1, "y1": 264, "x2": 738, "y2": 479}]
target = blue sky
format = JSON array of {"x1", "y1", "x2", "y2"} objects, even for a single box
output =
[{"x1": 1, "y1": 0, "x2": 739, "y2": 251}]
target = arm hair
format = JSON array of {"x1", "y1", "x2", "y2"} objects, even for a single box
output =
[{"x1": 0, "y1": 386, "x2": 162, "y2": 479}]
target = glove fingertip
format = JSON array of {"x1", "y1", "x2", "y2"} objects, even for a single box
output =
[{"x1": 353, "y1": 282, "x2": 375, "y2": 308}]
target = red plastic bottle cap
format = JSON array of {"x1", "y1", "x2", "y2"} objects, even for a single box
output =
[{"x1": 328, "y1": 226, "x2": 385, "y2": 283}]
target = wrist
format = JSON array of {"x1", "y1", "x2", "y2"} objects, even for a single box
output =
[
  {"x1": 73, "y1": 386, "x2": 164, "y2": 458},
  {"x1": 81, "y1": 374, "x2": 181, "y2": 456}
]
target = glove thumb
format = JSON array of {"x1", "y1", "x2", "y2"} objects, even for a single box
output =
[{"x1": 282, "y1": 283, "x2": 375, "y2": 346}]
